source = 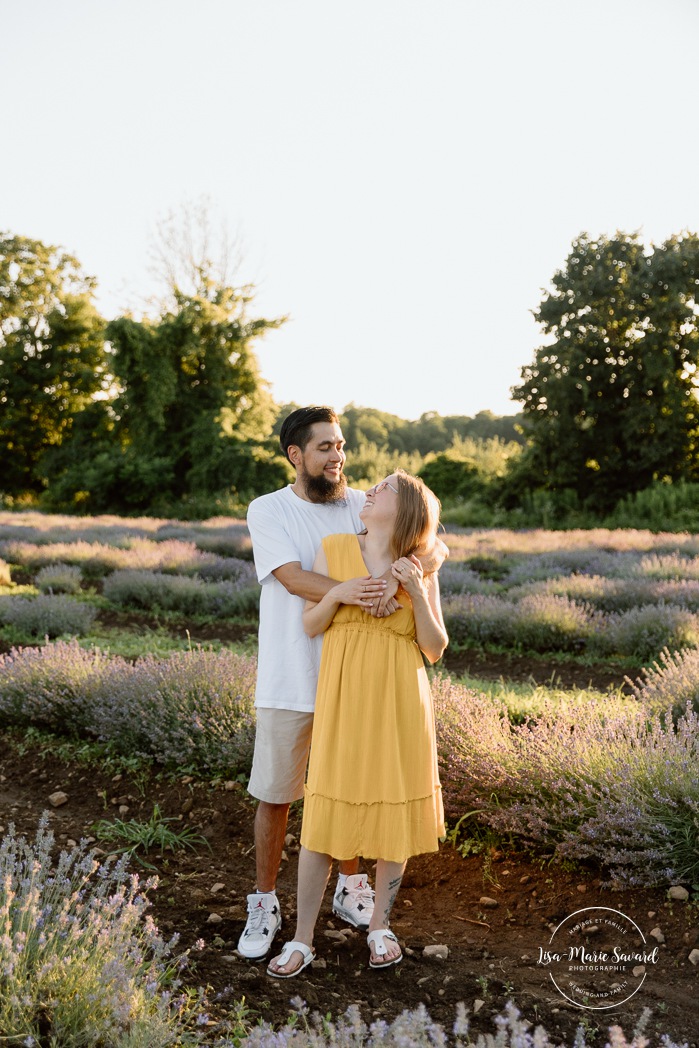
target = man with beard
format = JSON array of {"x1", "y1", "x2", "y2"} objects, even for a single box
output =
[{"x1": 238, "y1": 406, "x2": 389, "y2": 960}]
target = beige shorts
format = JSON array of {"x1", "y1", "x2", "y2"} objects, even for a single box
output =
[{"x1": 248, "y1": 707, "x2": 315, "y2": 804}]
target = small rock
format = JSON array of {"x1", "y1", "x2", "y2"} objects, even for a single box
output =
[
  {"x1": 417, "y1": 976, "x2": 431, "y2": 986},
  {"x1": 479, "y1": 896, "x2": 499, "y2": 908},
  {"x1": 519, "y1": 874, "x2": 531, "y2": 885},
  {"x1": 111, "y1": 773, "x2": 122, "y2": 782},
  {"x1": 648, "y1": 911, "x2": 656, "y2": 918},
  {"x1": 223, "y1": 781, "x2": 236, "y2": 791},
  {"x1": 221, "y1": 955, "x2": 238, "y2": 962},
  {"x1": 324, "y1": 930, "x2": 347, "y2": 943},
  {"x1": 438, "y1": 989, "x2": 445, "y2": 997},
  {"x1": 576, "y1": 884, "x2": 587, "y2": 893},
  {"x1": 584, "y1": 925, "x2": 600, "y2": 935},
  {"x1": 181, "y1": 798, "x2": 194, "y2": 814},
  {"x1": 649, "y1": 927, "x2": 665, "y2": 943},
  {"x1": 668, "y1": 886, "x2": 689, "y2": 902},
  {"x1": 281, "y1": 850, "x2": 288, "y2": 862},
  {"x1": 65, "y1": 839, "x2": 77, "y2": 848},
  {"x1": 118, "y1": 805, "x2": 130, "y2": 816},
  {"x1": 632, "y1": 965, "x2": 646, "y2": 977},
  {"x1": 473, "y1": 999, "x2": 485, "y2": 1014},
  {"x1": 284, "y1": 833, "x2": 296, "y2": 847},
  {"x1": 403, "y1": 898, "x2": 413, "y2": 908},
  {"x1": 423, "y1": 944, "x2": 449, "y2": 961},
  {"x1": 0, "y1": 825, "x2": 5, "y2": 835},
  {"x1": 521, "y1": 954, "x2": 531, "y2": 961},
  {"x1": 210, "y1": 882, "x2": 225, "y2": 894},
  {"x1": 689, "y1": 949, "x2": 699, "y2": 966},
  {"x1": 207, "y1": 912, "x2": 224, "y2": 924},
  {"x1": 181, "y1": 775, "x2": 194, "y2": 784},
  {"x1": 48, "y1": 791, "x2": 68, "y2": 808},
  {"x1": 311, "y1": 957, "x2": 327, "y2": 969}
]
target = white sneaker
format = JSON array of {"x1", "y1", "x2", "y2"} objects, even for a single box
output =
[
  {"x1": 333, "y1": 874, "x2": 375, "y2": 930},
  {"x1": 237, "y1": 892, "x2": 282, "y2": 959}
]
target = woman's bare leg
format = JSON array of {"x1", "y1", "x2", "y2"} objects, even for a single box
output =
[
  {"x1": 368, "y1": 859, "x2": 406, "y2": 965},
  {"x1": 267, "y1": 846, "x2": 332, "y2": 975}
]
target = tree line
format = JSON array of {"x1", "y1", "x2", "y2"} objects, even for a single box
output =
[{"x1": 2, "y1": 226, "x2": 699, "y2": 522}]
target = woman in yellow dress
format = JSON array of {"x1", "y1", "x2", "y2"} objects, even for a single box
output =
[{"x1": 267, "y1": 470, "x2": 447, "y2": 977}]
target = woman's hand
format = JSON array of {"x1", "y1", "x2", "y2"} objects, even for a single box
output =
[
  {"x1": 391, "y1": 554, "x2": 425, "y2": 598},
  {"x1": 330, "y1": 574, "x2": 386, "y2": 609}
]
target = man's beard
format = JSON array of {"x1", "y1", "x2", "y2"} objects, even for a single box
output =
[{"x1": 302, "y1": 468, "x2": 348, "y2": 504}]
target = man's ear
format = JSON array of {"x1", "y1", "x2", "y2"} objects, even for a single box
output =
[{"x1": 287, "y1": 444, "x2": 302, "y2": 468}]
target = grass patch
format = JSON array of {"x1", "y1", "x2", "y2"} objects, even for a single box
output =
[{"x1": 92, "y1": 804, "x2": 210, "y2": 869}]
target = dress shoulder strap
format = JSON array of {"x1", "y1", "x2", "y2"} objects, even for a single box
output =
[{"x1": 321, "y1": 533, "x2": 362, "y2": 579}]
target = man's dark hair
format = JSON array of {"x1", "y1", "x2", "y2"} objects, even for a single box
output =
[{"x1": 279, "y1": 406, "x2": 339, "y2": 463}]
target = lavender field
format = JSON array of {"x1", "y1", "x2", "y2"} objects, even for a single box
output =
[{"x1": 1, "y1": 513, "x2": 699, "y2": 1045}]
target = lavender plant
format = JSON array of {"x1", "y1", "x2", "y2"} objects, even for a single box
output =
[
  {"x1": 34, "y1": 562, "x2": 83, "y2": 595},
  {"x1": 103, "y1": 569, "x2": 260, "y2": 618},
  {"x1": 229, "y1": 998, "x2": 679, "y2": 1048},
  {"x1": 630, "y1": 646, "x2": 699, "y2": 722},
  {"x1": 95, "y1": 649, "x2": 257, "y2": 774},
  {"x1": 590, "y1": 604, "x2": 699, "y2": 661},
  {"x1": 433, "y1": 673, "x2": 699, "y2": 885},
  {"x1": 0, "y1": 643, "x2": 257, "y2": 775},
  {"x1": 0, "y1": 640, "x2": 112, "y2": 732},
  {"x1": 0, "y1": 814, "x2": 208, "y2": 1045},
  {"x1": 0, "y1": 593, "x2": 97, "y2": 638}
]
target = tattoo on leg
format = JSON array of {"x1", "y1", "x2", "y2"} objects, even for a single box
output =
[{"x1": 383, "y1": 875, "x2": 403, "y2": 926}]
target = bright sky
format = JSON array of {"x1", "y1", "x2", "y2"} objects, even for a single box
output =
[{"x1": 3, "y1": 0, "x2": 699, "y2": 420}]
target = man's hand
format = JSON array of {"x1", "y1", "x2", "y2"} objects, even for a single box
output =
[{"x1": 419, "y1": 536, "x2": 449, "y2": 575}]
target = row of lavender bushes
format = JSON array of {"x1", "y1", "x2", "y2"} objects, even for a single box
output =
[
  {"x1": 438, "y1": 531, "x2": 699, "y2": 662},
  {"x1": 442, "y1": 592, "x2": 699, "y2": 661},
  {"x1": 1, "y1": 537, "x2": 256, "y2": 578},
  {"x1": 0, "y1": 510, "x2": 253, "y2": 557},
  {"x1": 2, "y1": 821, "x2": 671, "y2": 1047},
  {"x1": 433, "y1": 671, "x2": 699, "y2": 887},
  {"x1": 2, "y1": 641, "x2": 699, "y2": 885},
  {"x1": 0, "y1": 642, "x2": 257, "y2": 774}
]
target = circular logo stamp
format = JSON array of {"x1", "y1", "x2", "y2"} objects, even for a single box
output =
[{"x1": 537, "y1": 906, "x2": 659, "y2": 1010}]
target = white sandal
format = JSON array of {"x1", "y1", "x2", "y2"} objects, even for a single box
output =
[
  {"x1": 367, "y1": 928, "x2": 403, "y2": 969},
  {"x1": 267, "y1": 939, "x2": 315, "y2": 979}
]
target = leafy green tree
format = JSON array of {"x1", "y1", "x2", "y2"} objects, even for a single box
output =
[
  {"x1": 512, "y1": 232, "x2": 699, "y2": 511},
  {"x1": 50, "y1": 198, "x2": 289, "y2": 512},
  {"x1": 0, "y1": 234, "x2": 106, "y2": 495}
]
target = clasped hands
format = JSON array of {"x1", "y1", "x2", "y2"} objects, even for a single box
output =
[{"x1": 336, "y1": 554, "x2": 424, "y2": 618}]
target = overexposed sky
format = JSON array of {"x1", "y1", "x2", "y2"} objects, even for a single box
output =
[{"x1": 3, "y1": 0, "x2": 699, "y2": 419}]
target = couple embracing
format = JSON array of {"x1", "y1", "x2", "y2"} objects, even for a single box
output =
[{"x1": 239, "y1": 406, "x2": 448, "y2": 977}]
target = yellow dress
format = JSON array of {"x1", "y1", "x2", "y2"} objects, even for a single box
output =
[{"x1": 300, "y1": 533, "x2": 445, "y2": 863}]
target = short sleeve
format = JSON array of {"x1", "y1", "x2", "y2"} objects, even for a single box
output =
[{"x1": 247, "y1": 496, "x2": 301, "y2": 585}]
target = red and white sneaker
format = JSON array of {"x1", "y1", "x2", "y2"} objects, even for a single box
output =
[
  {"x1": 237, "y1": 892, "x2": 282, "y2": 959},
  {"x1": 333, "y1": 874, "x2": 375, "y2": 930}
]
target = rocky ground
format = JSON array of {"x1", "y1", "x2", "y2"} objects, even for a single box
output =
[{"x1": 1, "y1": 718, "x2": 697, "y2": 1047}]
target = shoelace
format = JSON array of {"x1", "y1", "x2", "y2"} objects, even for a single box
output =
[
  {"x1": 245, "y1": 904, "x2": 270, "y2": 932},
  {"x1": 351, "y1": 886, "x2": 375, "y2": 910}
]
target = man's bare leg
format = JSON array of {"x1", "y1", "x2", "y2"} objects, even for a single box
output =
[{"x1": 255, "y1": 801, "x2": 290, "y2": 892}]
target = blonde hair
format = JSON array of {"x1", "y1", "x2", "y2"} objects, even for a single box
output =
[{"x1": 390, "y1": 470, "x2": 442, "y2": 561}]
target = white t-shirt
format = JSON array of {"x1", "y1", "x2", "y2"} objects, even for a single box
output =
[{"x1": 247, "y1": 484, "x2": 366, "y2": 711}]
